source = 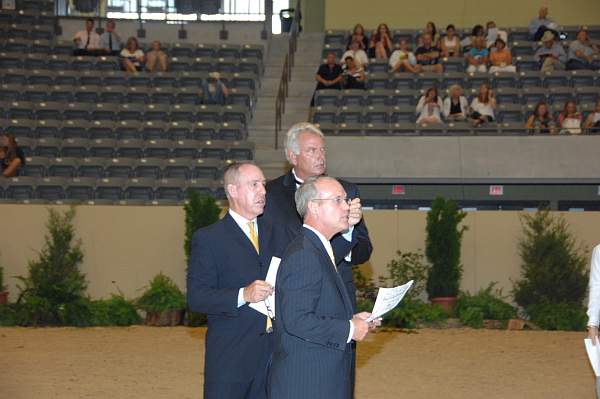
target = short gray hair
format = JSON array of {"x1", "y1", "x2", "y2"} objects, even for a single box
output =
[
  {"x1": 285, "y1": 122, "x2": 325, "y2": 163},
  {"x1": 223, "y1": 161, "x2": 256, "y2": 198},
  {"x1": 295, "y1": 175, "x2": 329, "y2": 219}
]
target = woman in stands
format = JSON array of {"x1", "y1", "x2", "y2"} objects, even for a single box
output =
[
  {"x1": 558, "y1": 100, "x2": 583, "y2": 134},
  {"x1": 424, "y1": 21, "x2": 441, "y2": 47},
  {"x1": 416, "y1": 87, "x2": 444, "y2": 125},
  {"x1": 584, "y1": 100, "x2": 600, "y2": 133},
  {"x1": 461, "y1": 24, "x2": 485, "y2": 51},
  {"x1": 525, "y1": 102, "x2": 556, "y2": 134},
  {"x1": 347, "y1": 23, "x2": 369, "y2": 51},
  {"x1": 440, "y1": 24, "x2": 461, "y2": 57},
  {"x1": 489, "y1": 38, "x2": 516, "y2": 73},
  {"x1": 1, "y1": 133, "x2": 26, "y2": 178},
  {"x1": 388, "y1": 39, "x2": 420, "y2": 73},
  {"x1": 369, "y1": 23, "x2": 393, "y2": 59},
  {"x1": 443, "y1": 85, "x2": 469, "y2": 121},
  {"x1": 120, "y1": 37, "x2": 145, "y2": 73},
  {"x1": 342, "y1": 56, "x2": 366, "y2": 89},
  {"x1": 470, "y1": 83, "x2": 496, "y2": 127}
]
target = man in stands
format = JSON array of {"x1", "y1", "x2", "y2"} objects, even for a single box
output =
[
  {"x1": 73, "y1": 18, "x2": 100, "y2": 56},
  {"x1": 99, "y1": 19, "x2": 122, "y2": 56},
  {"x1": 415, "y1": 33, "x2": 444, "y2": 73},
  {"x1": 312, "y1": 52, "x2": 344, "y2": 105},
  {"x1": 529, "y1": 6, "x2": 560, "y2": 41},
  {"x1": 534, "y1": 31, "x2": 567, "y2": 73}
]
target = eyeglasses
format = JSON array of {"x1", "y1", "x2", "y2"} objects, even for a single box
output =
[{"x1": 312, "y1": 197, "x2": 351, "y2": 206}]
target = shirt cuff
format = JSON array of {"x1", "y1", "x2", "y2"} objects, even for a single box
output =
[
  {"x1": 342, "y1": 226, "x2": 354, "y2": 262},
  {"x1": 347, "y1": 320, "x2": 354, "y2": 343},
  {"x1": 237, "y1": 288, "x2": 246, "y2": 308}
]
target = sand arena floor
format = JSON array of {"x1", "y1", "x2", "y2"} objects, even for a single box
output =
[{"x1": 0, "y1": 326, "x2": 595, "y2": 398}]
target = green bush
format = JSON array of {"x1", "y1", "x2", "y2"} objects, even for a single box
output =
[
  {"x1": 456, "y1": 284, "x2": 518, "y2": 328},
  {"x1": 0, "y1": 265, "x2": 6, "y2": 292},
  {"x1": 0, "y1": 304, "x2": 17, "y2": 326},
  {"x1": 383, "y1": 299, "x2": 448, "y2": 329},
  {"x1": 378, "y1": 250, "x2": 428, "y2": 300},
  {"x1": 137, "y1": 273, "x2": 186, "y2": 313},
  {"x1": 425, "y1": 197, "x2": 467, "y2": 299},
  {"x1": 90, "y1": 295, "x2": 142, "y2": 326},
  {"x1": 527, "y1": 302, "x2": 587, "y2": 331},
  {"x1": 15, "y1": 207, "x2": 88, "y2": 326}
]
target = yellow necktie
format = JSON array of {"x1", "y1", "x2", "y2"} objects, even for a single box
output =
[
  {"x1": 325, "y1": 245, "x2": 336, "y2": 271},
  {"x1": 247, "y1": 221, "x2": 259, "y2": 254}
]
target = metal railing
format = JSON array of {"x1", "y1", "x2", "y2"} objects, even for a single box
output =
[{"x1": 274, "y1": 2, "x2": 300, "y2": 149}]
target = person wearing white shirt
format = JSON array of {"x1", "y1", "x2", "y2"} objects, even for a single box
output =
[
  {"x1": 443, "y1": 84, "x2": 470, "y2": 121},
  {"x1": 416, "y1": 87, "x2": 444, "y2": 125},
  {"x1": 73, "y1": 18, "x2": 101, "y2": 55},
  {"x1": 341, "y1": 39, "x2": 369, "y2": 69},
  {"x1": 389, "y1": 39, "x2": 420, "y2": 73},
  {"x1": 587, "y1": 244, "x2": 600, "y2": 398},
  {"x1": 470, "y1": 83, "x2": 496, "y2": 127},
  {"x1": 120, "y1": 36, "x2": 145, "y2": 73}
]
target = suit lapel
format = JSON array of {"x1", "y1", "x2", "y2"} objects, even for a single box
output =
[
  {"x1": 222, "y1": 213, "x2": 260, "y2": 260},
  {"x1": 282, "y1": 171, "x2": 302, "y2": 224}
]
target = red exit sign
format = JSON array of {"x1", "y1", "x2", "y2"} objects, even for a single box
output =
[
  {"x1": 489, "y1": 185, "x2": 504, "y2": 196},
  {"x1": 392, "y1": 185, "x2": 405, "y2": 195}
]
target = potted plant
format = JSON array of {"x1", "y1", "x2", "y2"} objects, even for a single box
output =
[
  {"x1": 0, "y1": 266, "x2": 8, "y2": 305},
  {"x1": 137, "y1": 273, "x2": 186, "y2": 326},
  {"x1": 425, "y1": 197, "x2": 467, "y2": 313}
]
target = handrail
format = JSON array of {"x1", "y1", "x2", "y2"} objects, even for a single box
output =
[{"x1": 274, "y1": 1, "x2": 301, "y2": 149}]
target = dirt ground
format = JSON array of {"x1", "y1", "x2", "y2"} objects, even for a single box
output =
[{"x1": 0, "y1": 326, "x2": 595, "y2": 399}]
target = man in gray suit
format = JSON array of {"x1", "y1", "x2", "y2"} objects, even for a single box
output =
[{"x1": 269, "y1": 176, "x2": 379, "y2": 399}]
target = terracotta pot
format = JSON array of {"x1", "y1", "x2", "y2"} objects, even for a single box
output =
[
  {"x1": 145, "y1": 309, "x2": 184, "y2": 326},
  {"x1": 0, "y1": 291, "x2": 8, "y2": 305},
  {"x1": 430, "y1": 296, "x2": 458, "y2": 314}
]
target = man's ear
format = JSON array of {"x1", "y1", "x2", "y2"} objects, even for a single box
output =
[
  {"x1": 307, "y1": 200, "x2": 319, "y2": 217},
  {"x1": 287, "y1": 149, "x2": 298, "y2": 166},
  {"x1": 226, "y1": 183, "x2": 237, "y2": 199}
]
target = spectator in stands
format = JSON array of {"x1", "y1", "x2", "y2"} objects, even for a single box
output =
[
  {"x1": 73, "y1": 18, "x2": 100, "y2": 56},
  {"x1": 443, "y1": 85, "x2": 469, "y2": 121},
  {"x1": 369, "y1": 23, "x2": 393, "y2": 59},
  {"x1": 440, "y1": 24, "x2": 461, "y2": 57},
  {"x1": 461, "y1": 24, "x2": 485, "y2": 51},
  {"x1": 120, "y1": 37, "x2": 145, "y2": 73},
  {"x1": 525, "y1": 102, "x2": 556, "y2": 134},
  {"x1": 0, "y1": 133, "x2": 25, "y2": 178},
  {"x1": 567, "y1": 30, "x2": 600, "y2": 71},
  {"x1": 342, "y1": 39, "x2": 369, "y2": 69},
  {"x1": 346, "y1": 23, "x2": 369, "y2": 51},
  {"x1": 342, "y1": 56, "x2": 366, "y2": 89},
  {"x1": 489, "y1": 38, "x2": 516, "y2": 73},
  {"x1": 202, "y1": 72, "x2": 229, "y2": 105},
  {"x1": 534, "y1": 31, "x2": 566, "y2": 73},
  {"x1": 466, "y1": 36, "x2": 489, "y2": 73},
  {"x1": 424, "y1": 21, "x2": 440, "y2": 47},
  {"x1": 470, "y1": 83, "x2": 496, "y2": 127},
  {"x1": 99, "y1": 19, "x2": 121, "y2": 56},
  {"x1": 584, "y1": 100, "x2": 600, "y2": 132},
  {"x1": 416, "y1": 87, "x2": 444, "y2": 125},
  {"x1": 558, "y1": 100, "x2": 583, "y2": 134},
  {"x1": 415, "y1": 33, "x2": 444, "y2": 73},
  {"x1": 389, "y1": 39, "x2": 420, "y2": 73},
  {"x1": 528, "y1": 6, "x2": 559, "y2": 41},
  {"x1": 146, "y1": 40, "x2": 169, "y2": 72},
  {"x1": 314, "y1": 52, "x2": 344, "y2": 92}
]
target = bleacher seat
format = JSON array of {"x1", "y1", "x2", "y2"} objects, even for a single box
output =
[
  {"x1": 134, "y1": 158, "x2": 164, "y2": 179},
  {"x1": 105, "y1": 158, "x2": 136, "y2": 178},
  {"x1": 65, "y1": 177, "x2": 96, "y2": 201},
  {"x1": 48, "y1": 157, "x2": 79, "y2": 177},
  {"x1": 36, "y1": 176, "x2": 66, "y2": 201}
]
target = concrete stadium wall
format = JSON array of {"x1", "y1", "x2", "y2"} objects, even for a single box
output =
[
  {"x1": 324, "y1": 0, "x2": 600, "y2": 30},
  {"x1": 1, "y1": 205, "x2": 598, "y2": 302}
]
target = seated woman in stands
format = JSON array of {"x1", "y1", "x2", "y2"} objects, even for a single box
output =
[
  {"x1": 424, "y1": 21, "x2": 441, "y2": 47},
  {"x1": 1, "y1": 133, "x2": 26, "y2": 178},
  {"x1": 342, "y1": 56, "x2": 366, "y2": 89},
  {"x1": 389, "y1": 39, "x2": 420, "y2": 73},
  {"x1": 416, "y1": 87, "x2": 444, "y2": 125},
  {"x1": 342, "y1": 39, "x2": 369, "y2": 69},
  {"x1": 525, "y1": 102, "x2": 556, "y2": 134},
  {"x1": 369, "y1": 23, "x2": 393, "y2": 59},
  {"x1": 470, "y1": 83, "x2": 496, "y2": 127},
  {"x1": 120, "y1": 37, "x2": 145, "y2": 73},
  {"x1": 489, "y1": 38, "x2": 516, "y2": 73},
  {"x1": 202, "y1": 72, "x2": 229, "y2": 105},
  {"x1": 443, "y1": 84, "x2": 469, "y2": 121},
  {"x1": 346, "y1": 23, "x2": 369, "y2": 51},
  {"x1": 584, "y1": 100, "x2": 600, "y2": 133},
  {"x1": 440, "y1": 24, "x2": 461, "y2": 57},
  {"x1": 461, "y1": 24, "x2": 485, "y2": 51},
  {"x1": 558, "y1": 100, "x2": 583, "y2": 134}
]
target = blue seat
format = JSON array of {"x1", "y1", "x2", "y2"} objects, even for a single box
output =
[
  {"x1": 0, "y1": 84, "x2": 21, "y2": 101},
  {"x1": 35, "y1": 137, "x2": 61, "y2": 157},
  {"x1": 48, "y1": 157, "x2": 79, "y2": 177},
  {"x1": 20, "y1": 156, "x2": 48, "y2": 177},
  {"x1": 65, "y1": 177, "x2": 96, "y2": 201},
  {"x1": 63, "y1": 103, "x2": 91, "y2": 120},
  {"x1": 166, "y1": 121, "x2": 194, "y2": 140},
  {"x1": 36, "y1": 177, "x2": 67, "y2": 201},
  {"x1": 155, "y1": 178, "x2": 185, "y2": 201},
  {"x1": 140, "y1": 121, "x2": 168, "y2": 140},
  {"x1": 5, "y1": 176, "x2": 37, "y2": 200},
  {"x1": 105, "y1": 158, "x2": 135, "y2": 178},
  {"x1": 134, "y1": 158, "x2": 164, "y2": 179},
  {"x1": 34, "y1": 119, "x2": 61, "y2": 139},
  {"x1": 172, "y1": 139, "x2": 201, "y2": 158},
  {"x1": 163, "y1": 158, "x2": 191, "y2": 179},
  {"x1": 227, "y1": 141, "x2": 253, "y2": 160},
  {"x1": 61, "y1": 138, "x2": 89, "y2": 158},
  {"x1": 144, "y1": 104, "x2": 170, "y2": 121},
  {"x1": 191, "y1": 159, "x2": 220, "y2": 179},
  {"x1": 115, "y1": 139, "x2": 145, "y2": 158},
  {"x1": 144, "y1": 139, "x2": 173, "y2": 159},
  {"x1": 89, "y1": 138, "x2": 117, "y2": 158},
  {"x1": 95, "y1": 178, "x2": 125, "y2": 201},
  {"x1": 61, "y1": 119, "x2": 90, "y2": 139},
  {"x1": 78, "y1": 157, "x2": 107, "y2": 178}
]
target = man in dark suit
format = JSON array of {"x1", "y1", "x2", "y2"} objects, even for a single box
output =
[
  {"x1": 269, "y1": 176, "x2": 378, "y2": 399},
  {"x1": 187, "y1": 162, "x2": 293, "y2": 399}
]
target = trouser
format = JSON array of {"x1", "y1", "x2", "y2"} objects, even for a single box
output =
[
  {"x1": 350, "y1": 341, "x2": 357, "y2": 398},
  {"x1": 540, "y1": 58, "x2": 565, "y2": 73},
  {"x1": 205, "y1": 351, "x2": 271, "y2": 399},
  {"x1": 566, "y1": 59, "x2": 594, "y2": 71}
]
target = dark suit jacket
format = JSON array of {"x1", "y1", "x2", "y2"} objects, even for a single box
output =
[
  {"x1": 187, "y1": 213, "x2": 293, "y2": 384},
  {"x1": 263, "y1": 170, "x2": 373, "y2": 309},
  {"x1": 269, "y1": 228, "x2": 354, "y2": 399}
]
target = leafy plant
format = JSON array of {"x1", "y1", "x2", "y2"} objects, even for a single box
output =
[
  {"x1": 378, "y1": 250, "x2": 428, "y2": 300},
  {"x1": 0, "y1": 303, "x2": 17, "y2": 326},
  {"x1": 353, "y1": 268, "x2": 378, "y2": 303},
  {"x1": 425, "y1": 197, "x2": 467, "y2": 299},
  {"x1": 527, "y1": 302, "x2": 587, "y2": 331},
  {"x1": 90, "y1": 295, "x2": 142, "y2": 326},
  {"x1": 383, "y1": 299, "x2": 448, "y2": 329},
  {"x1": 137, "y1": 273, "x2": 186, "y2": 313},
  {"x1": 456, "y1": 283, "x2": 518, "y2": 328},
  {"x1": 15, "y1": 207, "x2": 88, "y2": 326},
  {"x1": 0, "y1": 265, "x2": 6, "y2": 292},
  {"x1": 512, "y1": 208, "x2": 589, "y2": 331}
]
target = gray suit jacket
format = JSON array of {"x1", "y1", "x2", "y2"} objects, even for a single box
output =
[{"x1": 269, "y1": 227, "x2": 354, "y2": 399}]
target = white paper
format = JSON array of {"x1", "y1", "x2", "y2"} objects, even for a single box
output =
[
  {"x1": 366, "y1": 280, "x2": 414, "y2": 322},
  {"x1": 585, "y1": 339, "x2": 600, "y2": 377},
  {"x1": 249, "y1": 257, "x2": 281, "y2": 317}
]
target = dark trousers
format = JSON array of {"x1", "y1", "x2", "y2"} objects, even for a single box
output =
[
  {"x1": 205, "y1": 351, "x2": 271, "y2": 399},
  {"x1": 567, "y1": 59, "x2": 594, "y2": 71},
  {"x1": 350, "y1": 341, "x2": 357, "y2": 398}
]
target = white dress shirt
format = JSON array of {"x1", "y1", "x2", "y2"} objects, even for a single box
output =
[
  {"x1": 73, "y1": 30, "x2": 100, "y2": 50},
  {"x1": 587, "y1": 244, "x2": 600, "y2": 326},
  {"x1": 303, "y1": 223, "x2": 354, "y2": 343},
  {"x1": 229, "y1": 209, "x2": 259, "y2": 308}
]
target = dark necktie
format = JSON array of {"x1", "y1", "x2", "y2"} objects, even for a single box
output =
[
  {"x1": 85, "y1": 33, "x2": 90, "y2": 49},
  {"x1": 108, "y1": 33, "x2": 112, "y2": 50}
]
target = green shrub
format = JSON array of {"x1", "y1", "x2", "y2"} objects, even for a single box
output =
[
  {"x1": 15, "y1": 207, "x2": 88, "y2": 326},
  {"x1": 382, "y1": 299, "x2": 448, "y2": 329},
  {"x1": 456, "y1": 283, "x2": 518, "y2": 328},
  {"x1": 353, "y1": 268, "x2": 378, "y2": 302},
  {"x1": 90, "y1": 295, "x2": 142, "y2": 326},
  {"x1": 378, "y1": 250, "x2": 428, "y2": 300},
  {"x1": 527, "y1": 302, "x2": 587, "y2": 331},
  {"x1": 137, "y1": 273, "x2": 186, "y2": 313},
  {"x1": 0, "y1": 265, "x2": 6, "y2": 292},
  {"x1": 0, "y1": 304, "x2": 17, "y2": 326},
  {"x1": 425, "y1": 197, "x2": 467, "y2": 299}
]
